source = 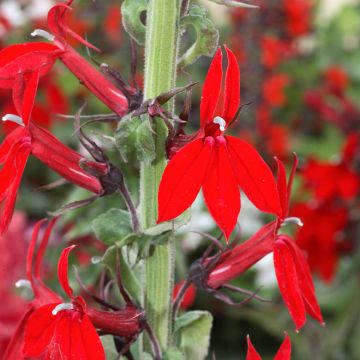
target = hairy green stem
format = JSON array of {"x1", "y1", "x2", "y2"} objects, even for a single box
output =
[{"x1": 140, "y1": 0, "x2": 181, "y2": 353}]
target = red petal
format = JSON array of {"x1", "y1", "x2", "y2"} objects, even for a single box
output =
[
  {"x1": 26, "y1": 218, "x2": 62, "y2": 305},
  {"x1": 58, "y1": 245, "x2": 76, "y2": 299},
  {"x1": 0, "y1": 42, "x2": 58, "y2": 67},
  {"x1": 0, "y1": 43, "x2": 60, "y2": 89},
  {"x1": 274, "y1": 333, "x2": 291, "y2": 360},
  {"x1": 0, "y1": 127, "x2": 28, "y2": 164},
  {"x1": 70, "y1": 314, "x2": 106, "y2": 360},
  {"x1": 273, "y1": 239, "x2": 306, "y2": 331},
  {"x1": 246, "y1": 336, "x2": 262, "y2": 360},
  {"x1": 12, "y1": 67, "x2": 40, "y2": 125},
  {"x1": 0, "y1": 141, "x2": 31, "y2": 234},
  {"x1": 283, "y1": 237, "x2": 324, "y2": 324},
  {"x1": 22, "y1": 303, "x2": 60, "y2": 357},
  {"x1": 3, "y1": 306, "x2": 34, "y2": 360},
  {"x1": 226, "y1": 135, "x2": 282, "y2": 216},
  {"x1": 157, "y1": 138, "x2": 213, "y2": 222},
  {"x1": 203, "y1": 136, "x2": 240, "y2": 240},
  {"x1": 48, "y1": 1, "x2": 100, "y2": 52},
  {"x1": 286, "y1": 154, "x2": 298, "y2": 213},
  {"x1": 221, "y1": 46, "x2": 240, "y2": 123},
  {"x1": 200, "y1": 48, "x2": 223, "y2": 128},
  {"x1": 34, "y1": 217, "x2": 59, "y2": 279},
  {"x1": 207, "y1": 221, "x2": 277, "y2": 288},
  {"x1": 30, "y1": 124, "x2": 103, "y2": 194},
  {"x1": 275, "y1": 157, "x2": 288, "y2": 219},
  {"x1": 26, "y1": 219, "x2": 47, "y2": 284}
]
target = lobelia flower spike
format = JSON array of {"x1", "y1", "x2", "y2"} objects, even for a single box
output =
[
  {"x1": 246, "y1": 333, "x2": 291, "y2": 360},
  {"x1": 157, "y1": 46, "x2": 282, "y2": 240},
  {"x1": 196, "y1": 155, "x2": 323, "y2": 331}
]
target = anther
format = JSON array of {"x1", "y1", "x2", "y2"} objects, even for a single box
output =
[
  {"x1": 282, "y1": 217, "x2": 304, "y2": 227},
  {"x1": 213, "y1": 116, "x2": 226, "y2": 131},
  {"x1": 31, "y1": 29, "x2": 55, "y2": 42},
  {"x1": 2, "y1": 114, "x2": 25, "y2": 126},
  {"x1": 52, "y1": 303, "x2": 75, "y2": 315}
]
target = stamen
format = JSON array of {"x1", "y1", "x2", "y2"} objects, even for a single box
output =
[
  {"x1": 52, "y1": 303, "x2": 75, "y2": 315},
  {"x1": 15, "y1": 279, "x2": 32, "y2": 289},
  {"x1": 2, "y1": 114, "x2": 25, "y2": 126},
  {"x1": 282, "y1": 217, "x2": 304, "y2": 227},
  {"x1": 213, "y1": 116, "x2": 226, "y2": 131},
  {"x1": 31, "y1": 29, "x2": 55, "y2": 42}
]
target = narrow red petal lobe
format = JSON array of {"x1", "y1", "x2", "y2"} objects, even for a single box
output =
[
  {"x1": 275, "y1": 157, "x2": 288, "y2": 219},
  {"x1": 222, "y1": 46, "x2": 240, "y2": 123},
  {"x1": 203, "y1": 136, "x2": 240, "y2": 240},
  {"x1": 226, "y1": 135, "x2": 282, "y2": 216},
  {"x1": 0, "y1": 141, "x2": 31, "y2": 234},
  {"x1": 274, "y1": 333, "x2": 291, "y2": 360},
  {"x1": 158, "y1": 138, "x2": 213, "y2": 222},
  {"x1": 273, "y1": 239, "x2": 306, "y2": 331},
  {"x1": 13, "y1": 67, "x2": 40, "y2": 125},
  {"x1": 58, "y1": 245, "x2": 76, "y2": 299},
  {"x1": 48, "y1": 1, "x2": 100, "y2": 51},
  {"x1": 200, "y1": 48, "x2": 223, "y2": 128},
  {"x1": 246, "y1": 336, "x2": 262, "y2": 360},
  {"x1": 284, "y1": 238, "x2": 324, "y2": 324}
]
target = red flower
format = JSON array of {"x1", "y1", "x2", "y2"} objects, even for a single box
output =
[
  {"x1": 158, "y1": 47, "x2": 281, "y2": 240},
  {"x1": 5, "y1": 219, "x2": 144, "y2": 359},
  {"x1": 0, "y1": 72, "x2": 104, "y2": 232},
  {"x1": 292, "y1": 202, "x2": 349, "y2": 282},
  {"x1": 44, "y1": 0, "x2": 129, "y2": 116},
  {"x1": 261, "y1": 36, "x2": 291, "y2": 69},
  {"x1": 301, "y1": 135, "x2": 360, "y2": 202},
  {"x1": 324, "y1": 66, "x2": 349, "y2": 98},
  {"x1": 283, "y1": 0, "x2": 311, "y2": 38},
  {"x1": 0, "y1": 1, "x2": 129, "y2": 117},
  {"x1": 23, "y1": 245, "x2": 106, "y2": 360},
  {"x1": 246, "y1": 333, "x2": 291, "y2": 360},
  {"x1": 262, "y1": 74, "x2": 291, "y2": 108},
  {"x1": 204, "y1": 158, "x2": 324, "y2": 331}
]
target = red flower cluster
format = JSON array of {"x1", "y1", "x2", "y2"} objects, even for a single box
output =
[
  {"x1": 292, "y1": 134, "x2": 359, "y2": 282},
  {"x1": 157, "y1": 47, "x2": 281, "y2": 240},
  {"x1": 304, "y1": 66, "x2": 360, "y2": 133}
]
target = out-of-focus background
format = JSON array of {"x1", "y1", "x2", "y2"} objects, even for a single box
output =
[{"x1": 0, "y1": 0, "x2": 360, "y2": 359}]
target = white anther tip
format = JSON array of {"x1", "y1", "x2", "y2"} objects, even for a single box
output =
[
  {"x1": 2, "y1": 114, "x2": 25, "y2": 126},
  {"x1": 213, "y1": 116, "x2": 226, "y2": 132},
  {"x1": 52, "y1": 303, "x2": 74, "y2": 316}
]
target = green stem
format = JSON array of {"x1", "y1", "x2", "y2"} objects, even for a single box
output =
[{"x1": 140, "y1": 0, "x2": 181, "y2": 353}]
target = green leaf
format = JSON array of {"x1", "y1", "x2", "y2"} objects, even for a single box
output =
[
  {"x1": 178, "y1": 4, "x2": 219, "y2": 68},
  {"x1": 115, "y1": 114, "x2": 142, "y2": 163},
  {"x1": 92, "y1": 208, "x2": 132, "y2": 245},
  {"x1": 174, "y1": 311, "x2": 213, "y2": 360},
  {"x1": 101, "y1": 336, "x2": 118, "y2": 360},
  {"x1": 115, "y1": 115, "x2": 156, "y2": 164},
  {"x1": 102, "y1": 245, "x2": 142, "y2": 304},
  {"x1": 121, "y1": 0, "x2": 147, "y2": 45},
  {"x1": 135, "y1": 117, "x2": 156, "y2": 163},
  {"x1": 164, "y1": 347, "x2": 186, "y2": 360}
]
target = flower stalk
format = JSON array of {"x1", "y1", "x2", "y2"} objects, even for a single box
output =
[{"x1": 140, "y1": 0, "x2": 181, "y2": 352}]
